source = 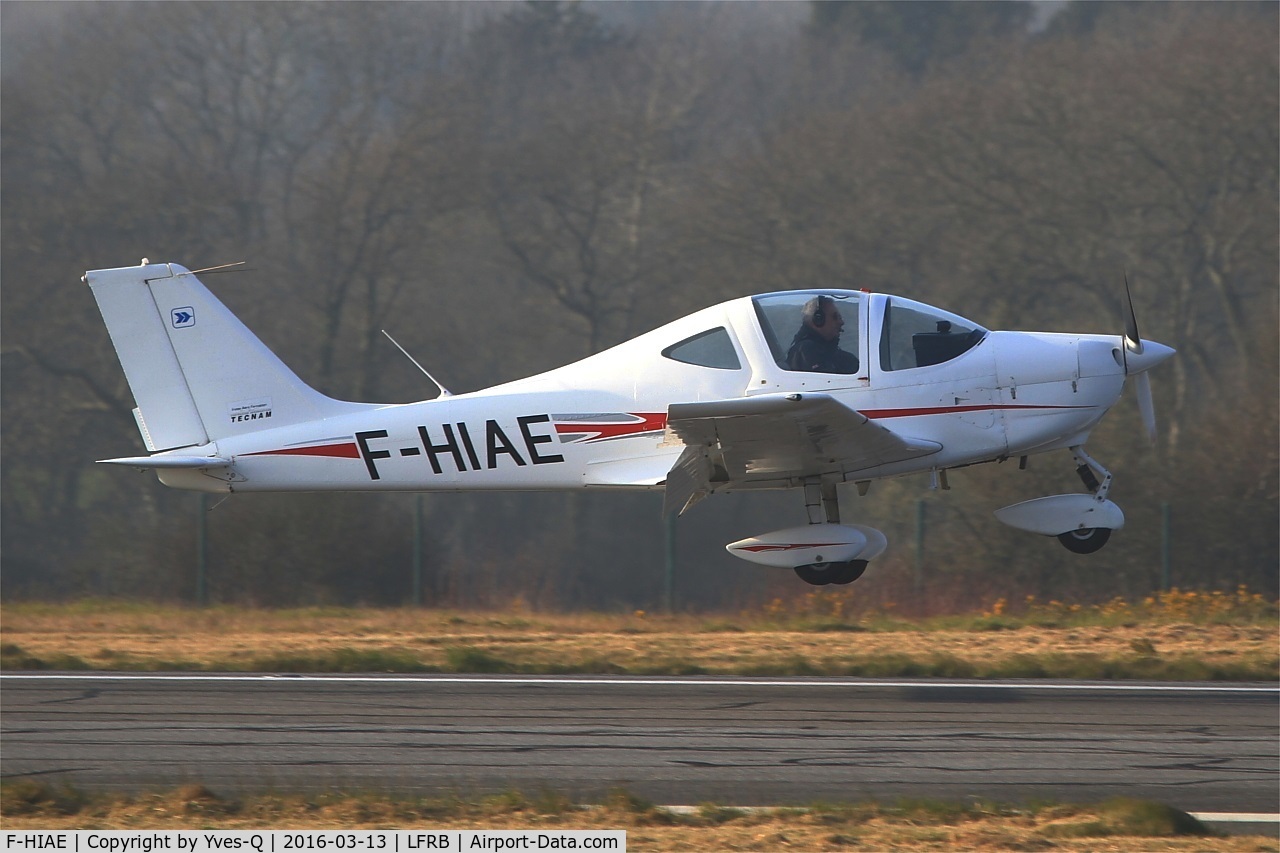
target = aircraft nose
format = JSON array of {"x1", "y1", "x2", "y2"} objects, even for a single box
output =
[{"x1": 1123, "y1": 339, "x2": 1176, "y2": 375}]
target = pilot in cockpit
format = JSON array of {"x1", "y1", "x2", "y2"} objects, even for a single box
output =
[{"x1": 786, "y1": 295, "x2": 859, "y2": 374}]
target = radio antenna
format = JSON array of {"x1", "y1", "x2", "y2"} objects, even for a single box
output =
[
  {"x1": 382, "y1": 329, "x2": 452, "y2": 398},
  {"x1": 188, "y1": 261, "x2": 248, "y2": 275}
]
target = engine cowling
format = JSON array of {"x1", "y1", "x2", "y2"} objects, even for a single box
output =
[{"x1": 727, "y1": 524, "x2": 888, "y2": 569}]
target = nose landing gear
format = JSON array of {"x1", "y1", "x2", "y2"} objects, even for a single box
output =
[
  {"x1": 994, "y1": 446, "x2": 1125, "y2": 553},
  {"x1": 1057, "y1": 525, "x2": 1112, "y2": 554},
  {"x1": 1058, "y1": 447, "x2": 1119, "y2": 553}
]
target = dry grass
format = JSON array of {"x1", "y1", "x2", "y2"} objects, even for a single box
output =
[
  {"x1": 1, "y1": 598, "x2": 1276, "y2": 679},
  {"x1": 3, "y1": 784, "x2": 1275, "y2": 852}
]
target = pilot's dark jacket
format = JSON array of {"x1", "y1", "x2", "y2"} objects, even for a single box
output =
[{"x1": 786, "y1": 325, "x2": 859, "y2": 374}]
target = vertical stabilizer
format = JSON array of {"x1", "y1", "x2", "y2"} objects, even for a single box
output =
[{"x1": 86, "y1": 262, "x2": 368, "y2": 451}]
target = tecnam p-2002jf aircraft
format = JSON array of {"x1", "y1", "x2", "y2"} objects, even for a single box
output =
[{"x1": 87, "y1": 261, "x2": 1173, "y2": 586}]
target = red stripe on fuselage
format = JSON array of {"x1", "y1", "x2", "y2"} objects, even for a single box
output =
[
  {"x1": 554, "y1": 413, "x2": 667, "y2": 443},
  {"x1": 244, "y1": 442, "x2": 361, "y2": 459}
]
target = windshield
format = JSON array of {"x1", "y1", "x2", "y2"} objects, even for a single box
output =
[
  {"x1": 753, "y1": 292, "x2": 861, "y2": 374},
  {"x1": 879, "y1": 297, "x2": 987, "y2": 371}
]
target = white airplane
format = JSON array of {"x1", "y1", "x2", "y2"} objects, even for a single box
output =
[{"x1": 86, "y1": 261, "x2": 1174, "y2": 586}]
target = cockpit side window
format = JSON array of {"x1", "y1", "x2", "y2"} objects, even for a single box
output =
[
  {"x1": 753, "y1": 293, "x2": 860, "y2": 374},
  {"x1": 662, "y1": 327, "x2": 741, "y2": 370},
  {"x1": 879, "y1": 299, "x2": 986, "y2": 371}
]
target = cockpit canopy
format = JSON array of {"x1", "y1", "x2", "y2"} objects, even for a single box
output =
[
  {"x1": 750, "y1": 290, "x2": 987, "y2": 375},
  {"x1": 651, "y1": 289, "x2": 988, "y2": 381}
]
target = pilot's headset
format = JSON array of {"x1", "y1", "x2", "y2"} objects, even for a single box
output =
[{"x1": 811, "y1": 296, "x2": 830, "y2": 328}]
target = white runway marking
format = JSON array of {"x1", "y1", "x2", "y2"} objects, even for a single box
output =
[{"x1": 1, "y1": 672, "x2": 1274, "y2": 693}]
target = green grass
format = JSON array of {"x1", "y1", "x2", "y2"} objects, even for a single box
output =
[
  {"x1": 0, "y1": 645, "x2": 93, "y2": 671},
  {"x1": 1, "y1": 780, "x2": 92, "y2": 816},
  {"x1": 1041, "y1": 798, "x2": 1212, "y2": 838}
]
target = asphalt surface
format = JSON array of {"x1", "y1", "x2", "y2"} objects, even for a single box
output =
[{"x1": 2, "y1": 674, "x2": 1276, "y2": 814}]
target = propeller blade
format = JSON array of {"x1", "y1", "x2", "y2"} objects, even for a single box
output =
[
  {"x1": 1123, "y1": 272, "x2": 1143, "y2": 358},
  {"x1": 1135, "y1": 372, "x2": 1157, "y2": 443},
  {"x1": 1119, "y1": 273, "x2": 1166, "y2": 442}
]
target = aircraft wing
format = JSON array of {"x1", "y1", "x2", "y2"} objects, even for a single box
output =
[{"x1": 663, "y1": 392, "x2": 940, "y2": 515}]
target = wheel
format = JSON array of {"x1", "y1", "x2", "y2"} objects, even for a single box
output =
[
  {"x1": 795, "y1": 563, "x2": 836, "y2": 585},
  {"x1": 794, "y1": 560, "x2": 869, "y2": 585},
  {"x1": 1057, "y1": 527, "x2": 1112, "y2": 554}
]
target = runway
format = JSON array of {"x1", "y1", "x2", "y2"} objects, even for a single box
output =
[{"x1": 2, "y1": 674, "x2": 1276, "y2": 814}]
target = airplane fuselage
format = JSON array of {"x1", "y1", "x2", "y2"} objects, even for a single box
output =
[{"x1": 156, "y1": 292, "x2": 1128, "y2": 495}]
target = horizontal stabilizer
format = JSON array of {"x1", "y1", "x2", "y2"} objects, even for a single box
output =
[{"x1": 97, "y1": 455, "x2": 231, "y2": 469}]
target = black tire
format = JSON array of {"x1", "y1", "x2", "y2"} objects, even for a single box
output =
[
  {"x1": 795, "y1": 560, "x2": 869, "y2": 585},
  {"x1": 1057, "y1": 527, "x2": 1112, "y2": 554},
  {"x1": 830, "y1": 560, "x2": 869, "y2": 585}
]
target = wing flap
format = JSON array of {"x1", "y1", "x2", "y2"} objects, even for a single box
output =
[
  {"x1": 662, "y1": 444, "x2": 715, "y2": 516},
  {"x1": 663, "y1": 393, "x2": 939, "y2": 511}
]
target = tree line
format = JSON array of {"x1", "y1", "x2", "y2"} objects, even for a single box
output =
[{"x1": 2, "y1": 1, "x2": 1275, "y2": 611}]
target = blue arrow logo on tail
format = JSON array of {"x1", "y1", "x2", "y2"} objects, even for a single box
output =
[{"x1": 171, "y1": 307, "x2": 195, "y2": 328}]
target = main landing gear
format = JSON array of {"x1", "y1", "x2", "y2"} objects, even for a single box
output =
[
  {"x1": 792, "y1": 479, "x2": 879, "y2": 586},
  {"x1": 723, "y1": 479, "x2": 886, "y2": 583}
]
